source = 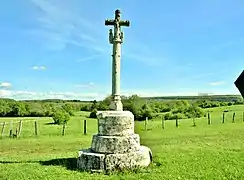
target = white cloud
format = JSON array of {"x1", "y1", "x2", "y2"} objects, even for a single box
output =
[
  {"x1": 0, "y1": 88, "x2": 239, "y2": 101},
  {"x1": 76, "y1": 54, "x2": 102, "y2": 62},
  {"x1": 75, "y1": 82, "x2": 94, "y2": 88},
  {"x1": 208, "y1": 81, "x2": 226, "y2": 86},
  {"x1": 0, "y1": 90, "x2": 98, "y2": 100},
  {"x1": 29, "y1": 0, "x2": 167, "y2": 66},
  {"x1": 29, "y1": 0, "x2": 107, "y2": 53},
  {"x1": 0, "y1": 82, "x2": 12, "y2": 88},
  {"x1": 31, "y1": 66, "x2": 46, "y2": 70},
  {"x1": 0, "y1": 89, "x2": 12, "y2": 96}
]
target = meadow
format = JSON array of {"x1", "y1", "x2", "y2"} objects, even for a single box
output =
[{"x1": 1, "y1": 105, "x2": 244, "y2": 180}]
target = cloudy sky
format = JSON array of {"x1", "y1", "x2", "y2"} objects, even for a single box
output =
[{"x1": 0, "y1": 0, "x2": 243, "y2": 100}]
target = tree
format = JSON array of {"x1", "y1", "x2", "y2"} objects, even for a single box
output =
[
  {"x1": 97, "y1": 101, "x2": 109, "y2": 110},
  {"x1": 29, "y1": 103, "x2": 45, "y2": 117},
  {"x1": 0, "y1": 102, "x2": 10, "y2": 116},
  {"x1": 185, "y1": 105, "x2": 204, "y2": 119},
  {"x1": 42, "y1": 103, "x2": 55, "y2": 117},
  {"x1": 52, "y1": 110, "x2": 71, "y2": 125},
  {"x1": 62, "y1": 103, "x2": 74, "y2": 116},
  {"x1": 12, "y1": 102, "x2": 27, "y2": 117},
  {"x1": 91, "y1": 100, "x2": 97, "y2": 110}
]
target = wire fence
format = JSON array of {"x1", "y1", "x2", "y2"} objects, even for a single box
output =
[
  {"x1": 0, "y1": 118, "x2": 88, "y2": 139},
  {"x1": 1, "y1": 111, "x2": 244, "y2": 139}
]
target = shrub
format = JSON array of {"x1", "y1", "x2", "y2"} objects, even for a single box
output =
[
  {"x1": 185, "y1": 106, "x2": 204, "y2": 118},
  {"x1": 163, "y1": 112, "x2": 186, "y2": 120},
  {"x1": 139, "y1": 108, "x2": 153, "y2": 120},
  {"x1": 89, "y1": 109, "x2": 98, "y2": 118},
  {"x1": 52, "y1": 110, "x2": 70, "y2": 125},
  {"x1": 227, "y1": 102, "x2": 233, "y2": 106}
]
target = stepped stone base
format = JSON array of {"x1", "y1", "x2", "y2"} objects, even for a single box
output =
[
  {"x1": 77, "y1": 111, "x2": 152, "y2": 172},
  {"x1": 77, "y1": 146, "x2": 152, "y2": 171}
]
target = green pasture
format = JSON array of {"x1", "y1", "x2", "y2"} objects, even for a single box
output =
[{"x1": 0, "y1": 105, "x2": 244, "y2": 180}]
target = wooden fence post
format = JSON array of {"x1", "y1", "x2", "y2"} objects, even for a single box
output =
[
  {"x1": 1, "y1": 122, "x2": 6, "y2": 138},
  {"x1": 83, "y1": 120, "x2": 87, "y2": 135},
  {"x1": 207, "y1": 112, "x2": 211, "y2": 125},
  {"x1": 222, "y1": 112, "x2": 225, "y2": 123},
  {"x1": 144, "y1": 117, "x2": 148, "y2": 131},
  {"x1": 18, "y1": 120, "x2": 23, "y2": 137},
  {"x1": 207, "y1": 114, "x2": 211, "y2": 125},
  {"x1": 13, "y1": 128, "x2": 18, "y2": 138},
  {"x1": 162, "y1": 117, "x2": 165, "y2": 129},
  {"x1": 232, "y1": 112, "x2": 236, "y2": 123},
  {"x1": 62, "y1": 123, "x2": 66, "y2": 136},
  {"x1": 34, "y1": 121, "x2": 38, "y2": 136},
  {"x1": 193, "y1": 117, "x2": 196, "y2": 127},
  {"x1": 9, "y1": 121, "x2": 13, "y2": 138},
  {"x1": 176, "y1": 118, "x2": 179, "y2": 128}
]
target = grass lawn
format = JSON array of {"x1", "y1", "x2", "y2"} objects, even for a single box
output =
[{"x1": 1, "y1": 106, "x2": 244, "y2": 180}]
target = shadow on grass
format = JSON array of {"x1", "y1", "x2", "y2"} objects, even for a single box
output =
[
  {"x1": 39, "y1": 158, "x2": 77, "y2": 170},
  {"x1": 0, "y1": 158, "x2": 77, "y2": 171},
  {"x1": 44, "y1": 122, "x2": 57, "y2": 125}
]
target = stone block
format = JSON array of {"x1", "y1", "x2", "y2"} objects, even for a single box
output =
[
  {"x1": 91, "y1": 134, "x2": 140, "y2": 153},
  {"x1": 77, "y1": 148, "x2": 105, "y2": 171},
  {"x1": 77, "y1": 146, "x2": 152, "y2": 172},
  {"x1": 97, "y1": 111, "x2": 134, "y2": 136},
  {"x1": 105, "y1": 146, "x2": 152, "y2": 171}
]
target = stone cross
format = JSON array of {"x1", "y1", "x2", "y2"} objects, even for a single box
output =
[{"x1": 105, "y1": 9, "x2": 130, "y2": 111}]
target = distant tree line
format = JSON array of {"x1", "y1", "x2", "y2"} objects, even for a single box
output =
[
  {"x1": 89, "y1": 95, "x2": 243, "y2": 121},
  {"x1": 0, "y1": 95, "x2": 243, "y2": 122},
  {"x1": 145, "y1": 94, "x2": 242, "y2": 102}
]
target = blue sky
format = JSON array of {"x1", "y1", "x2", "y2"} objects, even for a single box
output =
[{"x1": 0, "y1": 0, "x2": 243, "y2": 100}]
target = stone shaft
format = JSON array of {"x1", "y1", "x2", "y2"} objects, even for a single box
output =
[
  {"x1": 105, "y1": 9, "x2": 130, "y2": 111},
  {"x1": 112, "y1": 39, "x2": 121, "y2": 97}
]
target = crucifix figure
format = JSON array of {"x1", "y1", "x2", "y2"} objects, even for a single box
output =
[{"x1": 105, "y1": 9, "x2": 130, "y2": 111}]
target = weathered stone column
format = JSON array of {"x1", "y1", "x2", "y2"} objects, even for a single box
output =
[{"x1": 107, "y1": 9, "x2": 129, "y2": 111}]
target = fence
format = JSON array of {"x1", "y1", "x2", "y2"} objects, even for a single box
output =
[
  {"x1": 0, "y1": 118, "x2": 88, "y2": 139},
  {"x1": 1, "y1": 111, "x2": 244, "y2": 138},
  {"x1": 143, "y1": 111, "x2": 244, "y2": 130}
]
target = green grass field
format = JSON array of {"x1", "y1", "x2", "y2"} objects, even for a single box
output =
[{"x1": 1, "y1": 105, "x2": 244, "y2": 180}]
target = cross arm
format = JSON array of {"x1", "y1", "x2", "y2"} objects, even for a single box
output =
[
  {"x1": 119, "y1": 20, "x2": 130, "y2": 27},
  {"x1": 105, "y1": 19, "x2": 115, "y2": 26}
]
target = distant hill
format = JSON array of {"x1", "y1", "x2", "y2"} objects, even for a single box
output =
[
  {"x1": 0, "y1": 98, "x2": 93, "y2": 103},
  {"x1": 142, "y1": 94, "x2": 242, "y2": 102},
  {"x1": 0, "y1": 94, "x2": 242, "y2": 103}
]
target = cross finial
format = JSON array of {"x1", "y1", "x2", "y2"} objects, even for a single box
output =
[
  {"x1": 105, "y1": 9, "x2": 130, "y2": 27},
  {"x1": 115, "y1": 9, "x2": 121, "y2": 19}
]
